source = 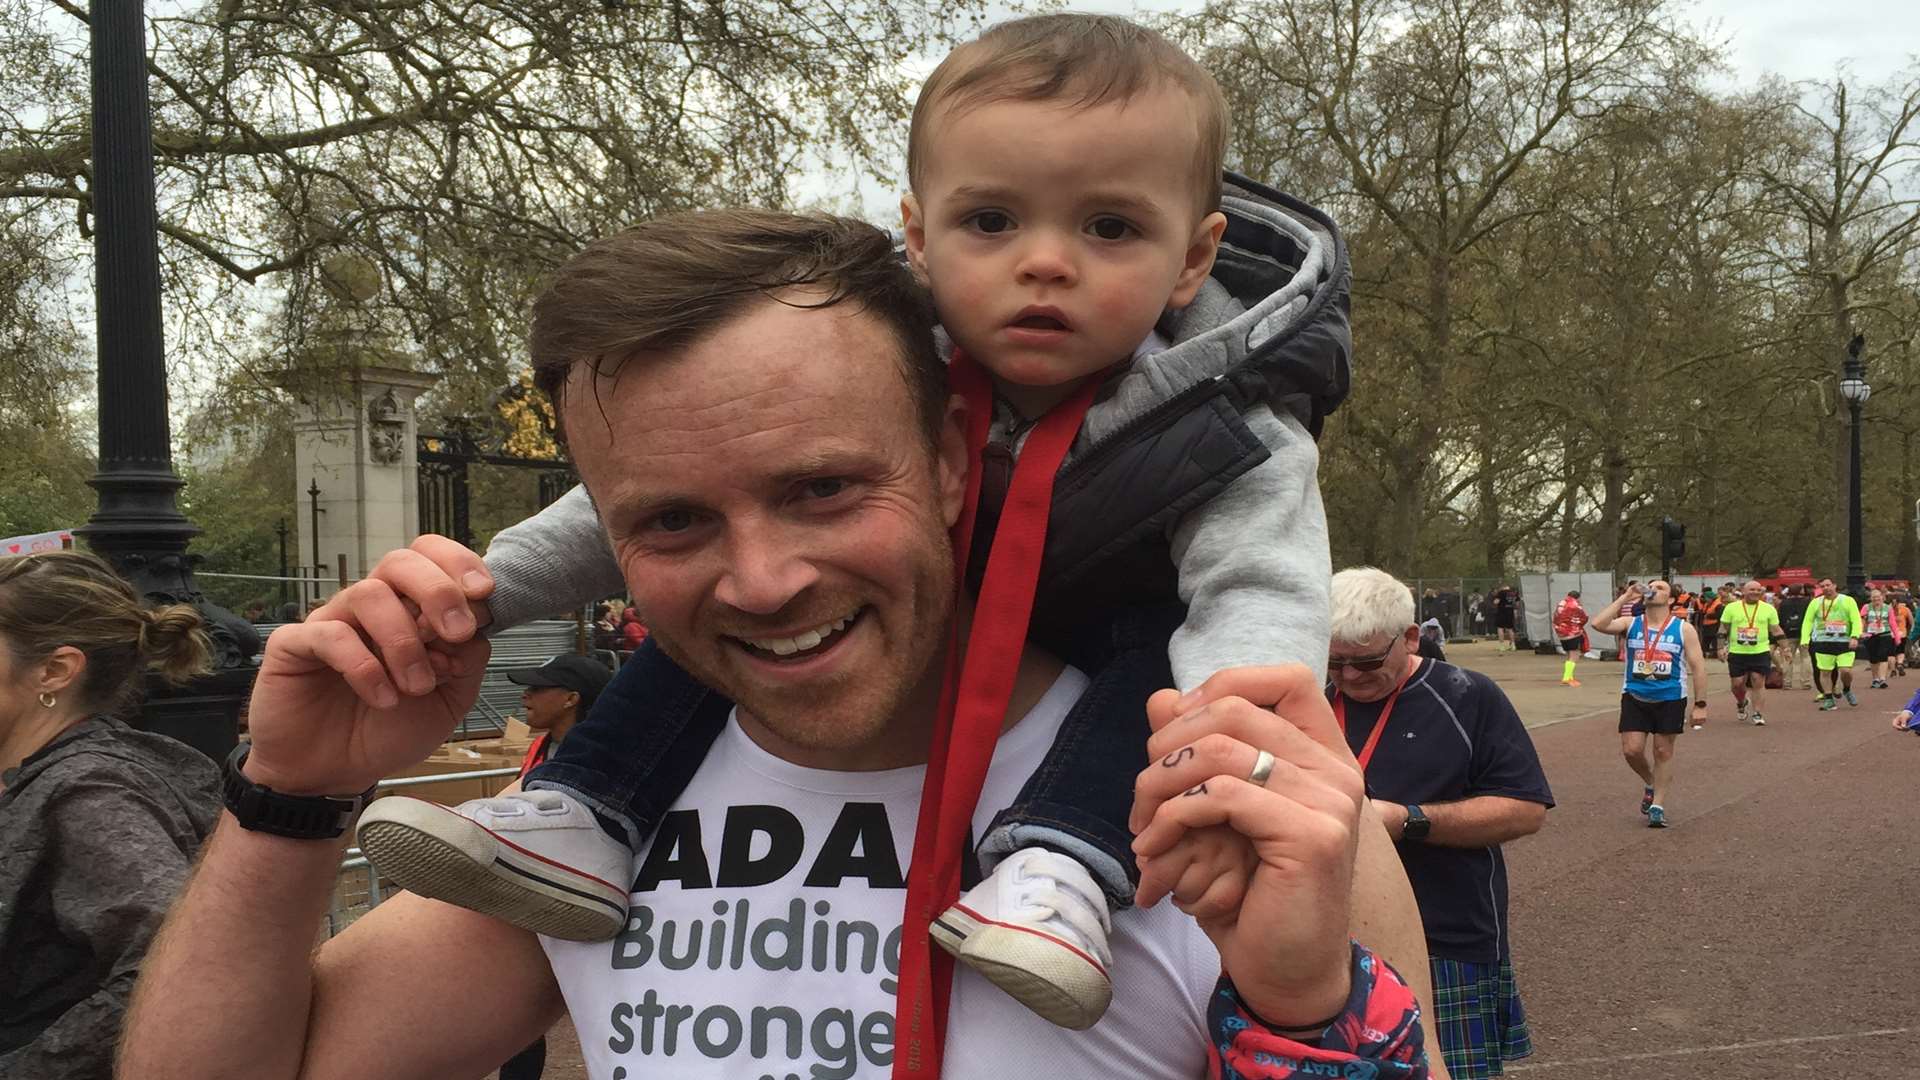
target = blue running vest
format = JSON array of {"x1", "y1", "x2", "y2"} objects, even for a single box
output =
[{"x1": 1623, "y1": 614, "x2": 1687, "y2": 702}]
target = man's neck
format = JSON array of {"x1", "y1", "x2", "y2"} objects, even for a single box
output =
[{"x1": 1643, "y1": 603, "x2": 1671, "y2": 622}]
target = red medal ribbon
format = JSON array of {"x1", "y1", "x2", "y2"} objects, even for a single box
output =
[
  {"x1": 891, "y1": 351, "x2": 1100, "y2": 1080},
  {"x1": 1331, "y1": 667, "x2": 1415, "y2": 773}
]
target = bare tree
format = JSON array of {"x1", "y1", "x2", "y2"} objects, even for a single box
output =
[{"x1": 1173, "y1": 0, "x2": 1698, "y2": 570}]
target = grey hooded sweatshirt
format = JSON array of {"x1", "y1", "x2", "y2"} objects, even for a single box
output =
[
  {"x1": 0, "y1": 717, "x2": 221, "y2": 1079},
  {"x1": 484, "y1": 177, "x2": 1337, "y2": 689}
]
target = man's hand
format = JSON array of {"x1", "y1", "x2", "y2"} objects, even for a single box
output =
[
  {"x1": 1895, "y1": 709, "x2": 1914, "y2": 731},
  {"x1": 1690, "y1": 701, "x2": 1709, "y2": 726},
  {"x1": 1369, "y1": 799, "x2": 1410, "y2": 838},
  {"x1": 1129, "y1": 665, "x2": 1364, "y2": 1028},
  {"x1": 1850, "y1": 637, "x2": 1860, "y2": 652},
  {"x1": 243, "y1": 536, "x2": 495, "y2": 796}
]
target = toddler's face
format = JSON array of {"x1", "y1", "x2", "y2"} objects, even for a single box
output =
[{"x1": 904, "y1": 88, "x2": 1225, "y2": 414}]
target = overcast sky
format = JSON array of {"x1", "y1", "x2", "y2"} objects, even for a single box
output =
[{"x1": 1686, "y1": 0, "x2": 1916, "y2": 84}]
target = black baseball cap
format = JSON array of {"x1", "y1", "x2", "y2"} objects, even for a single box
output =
[{"x1": 506, "y1": 653, "x2": 612, "y2": 714}]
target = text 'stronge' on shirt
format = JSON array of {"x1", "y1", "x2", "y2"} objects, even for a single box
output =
[
  {"x1": 1720, "y1": 601, "x2": 1778, "y2": 654},
  {"x1": 1334, "y1": 659, "x2": 1554, "y2": 964},
  {"x1": 541, "y1": 667, "x2": 1221, "y2": 1080}
]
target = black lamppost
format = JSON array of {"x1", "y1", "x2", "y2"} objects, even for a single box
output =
[
  {"x1": 1840, "y1": 334, "x2": 1871, "y2": 596},
  {"x1": 274, "y1": 518, "x2": 289, "y2": 606},
  {"x1": 72, "y1": 2, "x2": 258, "y2": 761}
]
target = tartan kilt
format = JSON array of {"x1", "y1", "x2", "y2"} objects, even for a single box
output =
[{"x1": 1429, "y1": 957, "x2": 1533, "y2": 1079}]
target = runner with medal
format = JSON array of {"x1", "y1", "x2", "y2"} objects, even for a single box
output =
[
  {"x1": 1798, "y1": 577, "x2": 1863, "y2": 711},
  {"x1": 1719, "y1": 581, "x2": 1786, "y2": 726},
  {"x1": 1589, "y1": 581, "x2": 1708, "y2": 829}
]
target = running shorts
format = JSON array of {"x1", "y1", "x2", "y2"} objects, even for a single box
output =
[
  {"x1": 1559, "y1": 636, "x2": 1585, "y2": 655},
  {"x1": 1810, "y1": 641, "x2": 1856, "y2": 670},
  {"x1": 1728, "y1": 652, "x2": 1772, "y2": 678},
  {"x1": 1619, "y1": 694, "x2": 1686, "y2": 735},
  {"x1": 1864, "y1": 634, "x2": 1897, "y2": 663}
]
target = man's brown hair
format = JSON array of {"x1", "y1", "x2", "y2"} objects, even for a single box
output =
[
  {"x1": 530, "y1": 208, "x2": 945, "y2": 445},
  {"x1": 907, "y1": 13, "x2": 1231, "y2": 221}
]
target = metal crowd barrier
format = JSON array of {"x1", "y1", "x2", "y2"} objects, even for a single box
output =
[{"x1": 326, "y1": 766, "x2": 525, "y2": 937}]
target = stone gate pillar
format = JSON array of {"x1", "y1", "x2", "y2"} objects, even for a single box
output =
[{"x1": 282, "y1": 365, "x2": 439, "y2": 596}]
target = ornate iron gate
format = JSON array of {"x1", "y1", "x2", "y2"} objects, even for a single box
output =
[{"x1": 417, "y1": 421, "x2": 575, "y2": 548}]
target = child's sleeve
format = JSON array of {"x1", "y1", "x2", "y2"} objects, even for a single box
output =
[
  {"x1": 1166, "y1": 404, "x2": 1331, "y2": 692},
  {"x1": 481, "y1": 483, "x2": 628, "y2": 632}
]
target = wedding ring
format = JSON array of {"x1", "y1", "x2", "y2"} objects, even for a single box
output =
[{"x1": 1247, "y1": 749, "x2": 1276, "y2": 787}]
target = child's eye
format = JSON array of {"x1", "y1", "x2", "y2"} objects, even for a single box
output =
[
  {"x1": 1089, "y1": 216, "x2": 1135, "y2": 240},
  {"x1": 965, "y1": 211, "x2": 1013, "y2": 234}
]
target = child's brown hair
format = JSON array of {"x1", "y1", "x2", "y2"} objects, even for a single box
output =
[{"x1": 908, "y1": 13, "x2": 1230, "y2": 221}]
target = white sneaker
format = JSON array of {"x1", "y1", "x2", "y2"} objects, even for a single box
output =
[
  {"x1": 356, "y1": 791, "x2": 631, "y2": 941},
  {"x1": 930, "y1": 847, "x2": 1114, "y2": 1030},
  {"x1": 1751, "y1": 713, "x2": 1765, "y2": 726}
]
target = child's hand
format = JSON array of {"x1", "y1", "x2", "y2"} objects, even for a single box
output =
[{"x1": 1134, "y1": 823, "x2": 1260, "y2": 922}]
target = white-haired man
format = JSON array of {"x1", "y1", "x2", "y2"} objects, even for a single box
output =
[{"x1": 1327, "y1": 567, "x2": 1553, "y2": 1080}]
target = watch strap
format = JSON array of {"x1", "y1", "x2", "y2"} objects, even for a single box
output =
[
  {"x1": 1401, "y1": 804, "x2": 1430, "y2": 841},
  {"x1": 222, "y1": 744, "x2": 377, "y2": 840}
]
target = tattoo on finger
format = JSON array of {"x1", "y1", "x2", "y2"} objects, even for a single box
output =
[
  {"x1": 1162, "y1": 746, "x2": 1195, "y2": 768},
  {"x1": 1182, "y1": 782, "x2": 1209, "y2": 797}
]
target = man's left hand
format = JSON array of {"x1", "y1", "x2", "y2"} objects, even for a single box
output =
[{"x1": 1129, "y1": 665, "x2": 1365, "y2": 1028}]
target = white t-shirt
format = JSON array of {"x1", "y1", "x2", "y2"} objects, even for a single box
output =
[{"x1": 542, "y1": 667, "x2": 1222, "y2": 1080}]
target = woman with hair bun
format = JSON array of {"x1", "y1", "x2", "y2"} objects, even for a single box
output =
[{"x1": 0, "y1": 550, "x2": 222, "y2": 1078}]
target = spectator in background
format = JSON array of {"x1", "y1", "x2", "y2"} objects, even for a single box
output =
[
  {"x1": 0, "y1": 550, "x2": 221, "y2": 1078},
  {"x1": 492, "y1": 652, "x2": 614, "y2": 1080},
  {"x1": 617, "y1": 605, "x2": 648, "y2": 651},
  {"x1": 1892, "y1": 592, "x2": 1912, "y2": 678},
  {"x1": 1776, "y1": 585, "x2": 1812, "y2": 690},
  {"x1": 1696, "y1": 585, "x2": 1727, "y2": 661},
  {"x1": 1418, "y1": 618, "x2": 1448, "y2": 662},
  {"x1": 1492, "y1": 584, "x2": 1519, "y2": 652},
  {"x1": 1329, "y1": 567, "x2": 1552, "y2": 1079},
  {"x1": 1470, "y1": 592, "x2": 1488, "y2": 637}
]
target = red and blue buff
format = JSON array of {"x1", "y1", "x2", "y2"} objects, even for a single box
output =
[{"x1": 1208, "y1": 943, "x2": 1429, "y2": 1079}]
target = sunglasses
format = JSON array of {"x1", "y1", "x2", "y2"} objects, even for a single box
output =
[{"x1": 1328, "y1": 642, "x2": 1398, "y2": 672}]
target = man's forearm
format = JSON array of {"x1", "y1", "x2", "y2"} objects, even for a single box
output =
[
  {"x1": 1408, "y1": 796, "x2": 1544, "y2": 848},
  {"x1": 120, "y1": 815, "x2": 349, "y2": 1080},
  {"x1": 1348, "y1": 801, "x2": 1449, "y2": 1078}
]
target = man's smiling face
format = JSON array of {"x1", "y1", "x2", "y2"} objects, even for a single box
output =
[{"x1": 564, "y1": 295, "x2": 967, "y2": 769}]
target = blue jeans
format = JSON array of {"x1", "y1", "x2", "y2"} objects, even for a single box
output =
[{"x1": 523, "y1": 614, "x2": 1167, "y2": 911}]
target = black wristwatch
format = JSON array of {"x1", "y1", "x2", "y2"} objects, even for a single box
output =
[
  {"x1": 222, "y1": 744, "x2": 377, "y2": 840},
  {"x1": 1401, "y1": 804, "x2": 1431, "y2": 842},
  {"x1": 1693, "y1": 699, "x2": 1708, "y2": 708}
]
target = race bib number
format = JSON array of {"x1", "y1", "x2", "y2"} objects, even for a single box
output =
[
  {"x1": 1735, "y1": 627, "x2": 1759, "y2": 646},
  {"x1": 1813, "y1": 618, "x2": 1849, "y2": 642},
  {"x1": 1631, "y1": 657, "x2": 1673, "y2": 678}
]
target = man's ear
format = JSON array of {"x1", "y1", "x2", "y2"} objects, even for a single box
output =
[
  {"x1": 935, "y1": 392, "x2": 969, "y2": 528},
  {"x1": 901, "y1": 194, "x2": 930, "y2": 285},
  {"x1": 1167, "y1": 210, "x2": 1228, "y2": 309}
]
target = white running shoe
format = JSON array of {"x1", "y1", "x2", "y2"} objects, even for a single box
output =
[
  {"x1": 1751, "y1": 712, "x2": 1766, "y2": 726},
  {"x1": 356, "y1": 791, "x2": 631, "y2": 941},
  {"x1": 931, "y1": 847, "x2": 1114, "y2": 1030}
]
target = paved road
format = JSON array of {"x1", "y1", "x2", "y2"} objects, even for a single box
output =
[
  {"x1": 535, "y1": 644, "x2": 1920, "y2": 1079},
  {"x1": 1503, "y1": 652, "x2": 1920, "y2": 1079}
]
